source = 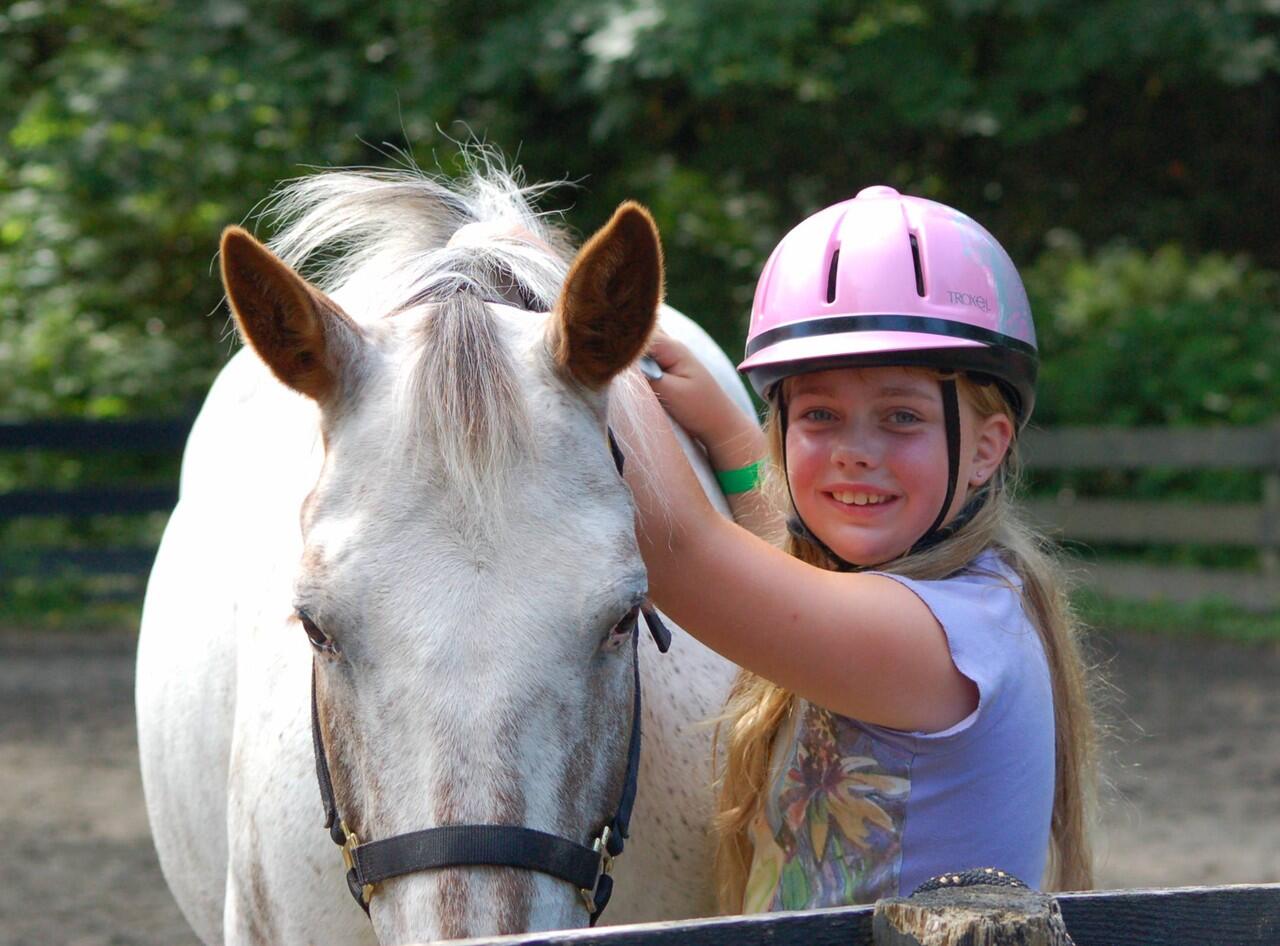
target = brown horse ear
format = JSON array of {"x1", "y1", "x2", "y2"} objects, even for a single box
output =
[
  {"x1": 219, "y1": 226, "x2": 365, "y2": 403},
  {"x1": 549, "y1": 201, "x2": 664, "y2": 389}
]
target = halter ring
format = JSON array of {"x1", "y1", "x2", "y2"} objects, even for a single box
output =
[
  {"x1": 578, "y1": 826, "x2": 615, "y2": 914},
  {"x1": 340, "y1": 822, "x2": 375, "y2": 905}
]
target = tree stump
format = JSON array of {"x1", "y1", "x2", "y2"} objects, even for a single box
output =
[{"x1": 873, "y1": 869, "x2": 1075, "y2": 946}]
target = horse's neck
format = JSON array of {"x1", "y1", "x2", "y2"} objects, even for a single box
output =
[
  {"x1": 181, "y1": 348, "x2": 323, "y2": 503},
  {"x1": 617, "y1": 305, "x2": 746, "y2": 919},
  {"x1": 177, "y1": 349, "x2": 322, "y2": 623}
]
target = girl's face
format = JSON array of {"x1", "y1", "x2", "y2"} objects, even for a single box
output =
[{"x1": 783, "y1": 366, "x2": 1011, "y2": 566}]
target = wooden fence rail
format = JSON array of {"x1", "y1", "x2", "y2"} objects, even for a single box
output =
[
  {"x1": 0, "y1": 416, "x2": 192, "y2": 583},
  {"x1": 447, "y1": 883, "x2": 1279, "y2": 946},
  {"x1": 1021, "y1": 425, "x2": 1280, "y2": 469},
  {"x1": 1, "y1": 418, "x2": 1277, "y2": 609},
  {"x1": 0, "y1": 416, "x2": 189, "y2": 520},
  {"x1": 0, "y1": 416, "x2": 194, "y2": 452},
  {"x1": 1019, "y1": 423, "x2": 1279, "y2": 611}
]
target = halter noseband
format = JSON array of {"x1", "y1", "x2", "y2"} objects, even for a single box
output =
[{"x1": 309, "y1": 429, "x2": 670, "y2": 925}]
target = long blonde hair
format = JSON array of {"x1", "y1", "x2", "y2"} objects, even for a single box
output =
[{"x1": 712, "y1": 371, "x2": 1099, "y2": 911}]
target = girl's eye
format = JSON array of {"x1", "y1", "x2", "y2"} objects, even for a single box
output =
[
  {"x1": 602, "y1": 605, "x2": 641, "y2": 652},
  {"x1": 299, "y1": 612, "x2": 338, "y2": 655},
  {"x1": 800, "y1": 407, "x2": 837, "y2": 423},
  {"x1": 888, "y1": 410, "x2": 922, "y2": 425}
]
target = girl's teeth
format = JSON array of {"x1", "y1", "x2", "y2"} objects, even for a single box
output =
[{"x1": 835, "y1": 491, "x2": 886, "y2": 506}]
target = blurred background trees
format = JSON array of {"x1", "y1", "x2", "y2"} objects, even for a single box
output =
[
  {"x1": 3, "y1": 0, "x2": 1278, "y2": 624},
  {"x1": 3, "y1": 0, "x2": 1277, "y2": 424}
]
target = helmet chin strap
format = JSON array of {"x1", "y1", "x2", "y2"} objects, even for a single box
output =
[{"x1": 779, "y1": 378, "x2": 978, "y2": 573}]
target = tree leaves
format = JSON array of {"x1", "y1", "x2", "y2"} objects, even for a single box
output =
[{"x1": 2, "y1": 0, "x2": 1276, "y2": 420}]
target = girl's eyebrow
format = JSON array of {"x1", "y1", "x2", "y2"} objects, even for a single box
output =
[
  {"x1": 788, "y1": 381, "x2": 836, "y2": 398},
  {"x1": 874, "y1": 385, "x2": 936, "y2": 399},
  {"x1": 788, "y1": 380, "x2": 937, "y2": 399}
]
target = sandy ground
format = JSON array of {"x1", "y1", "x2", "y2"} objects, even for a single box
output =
[{"x1": 1, "y1": 628, "x2": 1277, "y2": 946}]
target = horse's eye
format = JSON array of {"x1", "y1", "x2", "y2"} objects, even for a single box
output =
[
  {"x1": 299, "y1": 612, "x2": 337, "y2": 654},
  {"x1": 601, "y1": 605, "x2": 641, "y2": 652}
]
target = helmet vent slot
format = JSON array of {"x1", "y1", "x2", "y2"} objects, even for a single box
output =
[
  {"x1": 909, "y1": 234, "x2": 926, "y2": 297},
  {"x1": 825, "y1": 249, "x2": 840, "y2": 303}
]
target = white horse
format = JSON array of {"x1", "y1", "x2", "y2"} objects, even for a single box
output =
[{"x1": 135, "y1": 163, "x2": 750, "y2": 945}]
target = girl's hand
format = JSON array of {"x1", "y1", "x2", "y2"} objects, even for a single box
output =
[
  {"x1": 645, "y1": 331, "x2": 738, "y2": 448},
  {"x1": 643, "y1": 330, "x2": 776, "y2": 539}
]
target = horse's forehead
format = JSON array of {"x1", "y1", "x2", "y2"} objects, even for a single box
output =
[
  {"x1": 336, "y1": 305, "x2": 605, "y2": 462},
  {"x1": 355, "y1": 303, "x2": 574, "y2": 412},
  {"x1": 305, "y1": 306, "x2": 637, "y2": 578}
]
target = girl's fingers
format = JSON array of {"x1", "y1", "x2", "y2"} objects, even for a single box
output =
[
  {"x1": 638, "y1": 355, "x2": 664, "y2": 381},
  {"x1": 645, "y1": 330, "x2": 685, "y2": 371}
]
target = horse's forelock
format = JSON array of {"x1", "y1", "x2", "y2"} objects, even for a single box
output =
[
  {"x1": 262, "y1": 157, "x2": 584, "y2": 523},
  {"x1": 396, "y1": 291, "x2": 532, "y2": 516},
  {"x1": 264, "y1": 157, "x2": 573, "y2": 316}
]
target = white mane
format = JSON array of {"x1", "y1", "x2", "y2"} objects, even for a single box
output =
[
  {"x1": 264, "y1": 155, "x2": 574, "y2": 313},
  {"x1": 261, "y1": 157, "x2": 581, "y2": 507}
]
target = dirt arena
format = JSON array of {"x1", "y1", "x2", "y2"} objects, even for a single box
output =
[{"x1": 1, "y1": 628, "x2": 1277, "y2": 945}]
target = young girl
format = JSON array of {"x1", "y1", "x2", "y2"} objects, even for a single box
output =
[{"x1": 621, "y1": 185, "x2": 1098, "y2": 914}]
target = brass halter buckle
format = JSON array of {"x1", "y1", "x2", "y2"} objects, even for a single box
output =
[
  {"x1": 340, "y1": 821, "x2": 376, "y2": 906},
  {"x1": 578, "y1": 825, "x2": 615, "y2": 915}
]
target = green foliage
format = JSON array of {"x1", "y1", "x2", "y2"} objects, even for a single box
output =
[
  {"x1": 1022, "y1": 241, "x2": 1278, "y2": 515},
  {"x1": 0, "y1": 569, "x2": 142, "y2": 632},
  {"x1": 1015, "y1": 239, "x2": 1277, "y2": 591},
  {"x1": 3, "y1": 0, "x2": 1278, "y2": 417},
  {"x1": 1029, "y1": 239, "x2": 1280, "y2": 429},
  {"x1": 1021, "y1": 239, "x2": 1277, "y2": 582},
  {"x1": 1074, "y1": 588, "x2": 1280, "y2": 646},
  {"x1": 2, "y1": 0, "x2": 1277, "y2": 627}
]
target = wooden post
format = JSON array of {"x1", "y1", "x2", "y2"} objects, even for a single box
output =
[
  {"x1": 1263, "y1": 470, "x2": 1279, "y2": 576},
  {"x1": 873, "y1": 873, "x2": 1074, "y2": 946},
  {"x1": 1262, "y1": 419, "x2": 1279, "y2": 576}
]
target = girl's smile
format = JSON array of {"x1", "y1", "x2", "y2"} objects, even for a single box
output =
[{"x1": 823, "y1": 485, "x2": 899, "y2": 513}]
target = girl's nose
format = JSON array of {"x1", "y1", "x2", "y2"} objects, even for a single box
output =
[{"x1": 831, "y1": 431, "x2": 879, "y2": 469}]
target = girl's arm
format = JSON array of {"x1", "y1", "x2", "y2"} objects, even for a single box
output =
[
  {"x1": 645, "y1": 332, "x2": 777, "y2": 539},
  {"x1": 621, "y1": 383, "x2": 977, "y2": 734}
]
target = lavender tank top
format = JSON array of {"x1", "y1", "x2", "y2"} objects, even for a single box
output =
[{"x1": 742, "y1": 551, "x2": 1054, "y2": 911}]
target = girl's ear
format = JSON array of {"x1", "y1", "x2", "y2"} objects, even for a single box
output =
[
  {"x1": 968, "y1": 411, "x2": 1015, "y2": 486},
  {"x1": 547, "y1": 201, "x2": 664, "y2": 389},
  {"x1": 219, "y1": 226, "x2": 366, "y2": 404}
]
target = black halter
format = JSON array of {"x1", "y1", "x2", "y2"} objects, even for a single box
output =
[{"x1": 309, "y1": 429, "x2": 670, "y2": 924}]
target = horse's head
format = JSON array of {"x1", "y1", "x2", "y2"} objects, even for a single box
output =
[{"x1": 219, "y1": 173, "x2": 665, "y2": 940}]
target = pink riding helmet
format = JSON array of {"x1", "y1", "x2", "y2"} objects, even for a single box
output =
[{"x1": 739, "y1": 185, "x2": 1038, "y2": 425}]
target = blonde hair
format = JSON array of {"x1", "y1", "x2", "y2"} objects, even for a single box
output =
[{"x1": 711, "y1": 371, "x2": 1099, "y2": 912}]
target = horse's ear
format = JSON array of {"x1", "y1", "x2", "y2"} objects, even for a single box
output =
[
  {"x1": 219, "y1": 226, "x2": 364, "y2": 403},
  {"x1": 549, "y1": 201, "x2": 663, "y2": 389}
]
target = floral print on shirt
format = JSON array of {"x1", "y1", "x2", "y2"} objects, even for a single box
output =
[{"x1": 744, "y1": 702, "x2": 911, "y2": 912}]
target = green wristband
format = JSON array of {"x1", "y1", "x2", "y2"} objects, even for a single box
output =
[{"x1": 715, "y1": 460, "x2": 762, "y2": 496}]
